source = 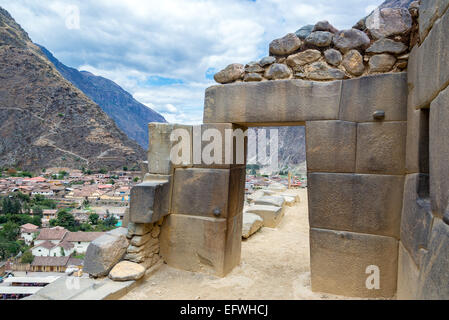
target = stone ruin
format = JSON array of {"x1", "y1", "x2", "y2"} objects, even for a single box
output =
[{"x1": 82, "y1": 0, "x2": 449, "y2": 299}]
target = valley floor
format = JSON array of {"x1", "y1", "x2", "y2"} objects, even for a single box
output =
[{"x1": 122, "y1": 188, "x2": 355, "y2": 300}]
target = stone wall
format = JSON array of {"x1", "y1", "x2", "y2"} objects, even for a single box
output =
[
  {"x1": 398, "y1": 0, "x2": 449, "y2": 300},
  {"x1": 213, "y1": 3, "x2": 419, "y2": 84}
]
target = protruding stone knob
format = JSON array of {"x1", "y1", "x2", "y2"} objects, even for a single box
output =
[
  {"x1": 373, "y1": 110, "x2": 385, "y2": 120},
  {"x1": 213, "y1": 208, "x2": 221, "y2": 217}
]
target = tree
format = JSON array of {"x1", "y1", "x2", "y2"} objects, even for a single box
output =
[
  {"x1": 133, "y1": 177, "x2": 140, "y2": 183},
  {"x1": 54, "y1": 210, "x2": 77, "y2": 231},
  {"x1": 104, "y1": 214, "x2": 118, "y2": 229},
  {"x1": 0, "y1": 221, "x2": 20, "y2": 241},
  {"x1": 89, "y1": 213, "x2": 99, "y2": 225},
  {"x1": 21, "y1": 250, "x2": 34, "y2": 264},
  {"x1": 123, "y1": 166, "x2": 128, "y2": 171},
  {"x1": 32, "y1": 206, "x2": 43, "y2": 217}
]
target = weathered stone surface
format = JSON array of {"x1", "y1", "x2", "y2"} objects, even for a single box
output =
[
  {"x1": 124, "y1": 251, "x2": 146, "y2": 263},
  {"x1": 242, "y1": 212, "x2": 263, "y2": 239},
  {"x1": 172, "y1": 168, "x2": 230, "y2": 218},
  {"x1": 267, "y1": 183, "x2": 287, "y2": 192},
  {"x1": 310, "y1": 228, "x2": 398, "y2": 298},
  {"x1": 304, "y1": 31, "x2": 333, "y2": 47},
  {"x1": 129, "y1": 179, "x2": 171, "y2": 224},
  {"x1": 340, "y1": 73, "x2": 407, "y2": 122},
  {"x1": 264, "y1": 63, "x2": 292, "y2": 80},
  {"x1": 281, "y1": 195, "x2": 296, "y2": 206},
  {"x1": 130, "y1": 233, "x2": 152, "y2": 247},
  {"x1": 127, "y1": 222, "x2": 153, "y2": 237},
  {"x1": 417, "y1": 219, "x2": 449, "y2": 299},
  {"x1": 148, "y1": 123, "x2": 192, "y2": 175},
  {"x1": 286, "y1": 49, "x2": 321, "y2": 70},
  {"x1": 324, "y1": 49, "x2": 342, "y2": 66},
  {"x1": 308, "y1": 173, "x2": 404, "y2": 238},
  {"x1": 366, "y1": 8, "x2": 412, "y2": 39},
  {"x1": 304, "y1": 62, "x2": 345, "y2": 80},
  {"x1": 295, "y1": 25, "x2": 314, "y2": 40},
  {"x1": 269, "y1": 33, "x2": 302, "y2": 56},
  {"x1": 342, "y1": 50, "x2": 365, "y2": 76},
  {"x1": 252, "y1": 195, "x2": 285, "y2": 208},
  {"x1": 107, "y1": 227, "x2": 128, "y2": 238},
  {"x1": 305, "y1": 120, "x2": 356, "y2": 173},
  {"x1": 259, "y1": 56, "x2": 276, "y2": 67},
  {"x1": 400, "y1": 174, "x2": 434, "y2": 266},
  {"x1": 214, "y1": 64, "x2": 244, "y2": 84},
  {"x1": 408, "y1": 9, "x2": 449, "y2": 109},
  {"x1": 418, "y1": 0, "x2": 449, "y2": 42},
  {"x1": 406, "y1": 105, "x2": 429, "y2": 174},
  {"x1": 127, "y1": 244, "x2": 145, "y2": 253},
  {"x1": 84, "y1": 233, "x2": 129, "y2": 277},
  {"x1": 204, "y1": 79, "x2": 342, "y2": 124},
  {"x1": 313, "y1": 20, "x2": 338, "y2": 33},
  {"x1": 369, "y1": 54, "x2": 396, "y2": 73},
  {"x1": 356, "y1": 122, "x2": 407, "y2": 175},
  {"x1": 160, "y1": 213, "x2": 242, "y2": 276},
  {"x1": 245, "y1": 61, "x2": 264, "y2": 73},
  {"x1": 243, "y1": 73, "x2": 263, "y2": 82},
  {"x1": 333, "y1": 29, "x2": 370, "y2": 53},
  {"x1": 429, "y1": 86, "x2": 449, "y2": 218},
  {"x1": 245, "y1": 205, "x2": 284, "y2": 228},
  {"x1": 366, "y1": 38, "x2": 407, "y2": 54},
  {"x1": 109, "y1": 261, "x2": 145, "y2": 281},
  {"x1": 397, "y1": 242, "x2": 420, "y2": 300}
]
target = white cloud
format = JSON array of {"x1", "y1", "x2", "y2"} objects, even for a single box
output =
[{"x1": 0, "y1": 0, "x2": 385, "y2": 125}]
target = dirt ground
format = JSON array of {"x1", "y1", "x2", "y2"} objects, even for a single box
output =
[{"x1": 122, "y1": 188, "x2": 352, "y2": 300}]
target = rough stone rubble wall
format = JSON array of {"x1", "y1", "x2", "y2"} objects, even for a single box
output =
[
  {"x1": 398, "y1": 0, "x2": 449, "y2": 300},
  {"x1": 213, "y1": 3, "x2": 419, "y2": 84}
]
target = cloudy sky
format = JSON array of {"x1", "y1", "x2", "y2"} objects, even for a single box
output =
[{"x1": 0, "y1": 0, "x2": 384, "y2": 124}]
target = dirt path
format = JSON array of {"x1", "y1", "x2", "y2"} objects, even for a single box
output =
[{"x1": 122, "y1": 188, "x2": 350, "y2": 300}]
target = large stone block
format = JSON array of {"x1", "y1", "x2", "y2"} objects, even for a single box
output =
[
  {"x1": 129, "y1": 179, "x2": 171, "y2": 224},
  {"x1": 193, "y1": 123, "x2": 247, "y2": 168},
  {"x1": 419, "y1": 0, "x2": 449, "y2": 42},
  {"x1": 397, "y1": 242, "x2": 420, "y2": 300},
  {"x1": 400, "y1": 174, "x2": 434, "y2": 266},
  {"x1": 84, "y1": 233, "x2": 129, "y2": 278},
  {"x1": 430, "y1": 86, "x2": 449, "y2": 218},
  {"x1": 417, "y1": 219, "x2": 449, "y2": 299},
  {"x1": 308, "y1": 173, "x2": 404, "y2": 238},
  {"x1": 405, "y1": 102, "x2": 429, "y2": 174},
  {"x1": 203, "y1": 80, "x2": 342, "y2": 125},
  {"x1": 148, "y1": 123, "x2": 192, "y2": 175},
  {"x1": 159, "y1": 213, "x2": 242, "y2": 276},
  {"x1": 171, "y1": 167, "x2": 244, "y2": 219},
  {"x1": 245, "y1": 205, "x2": 284, "y2": 228},
  {"x1": 339, "y1": 73, "x2": 407, "y2": 122},
  {"x1": 305, "y1": 120, "x2": 356, "y2": 173},
  {"x1": 408, "y1": 9, "x2": 449, "y2": 109},
  {"x1": 310, "y1": 228, "x2": 398, "y2": 298},
  {"x1": 252, "y1": 195, "x2": 285, "y2": 208},
  {"x1": 356, "y1": 122, "x2": 407, "y2": 175}
]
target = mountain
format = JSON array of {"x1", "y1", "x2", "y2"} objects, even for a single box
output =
[
  {"x1": 379, "y1": 0, "x2": 415, "y2": 9},
  {"x1": 38, "y1": 46, "x2": 166, "y2": 149},
  {"x1": 0, "y1": 7, "x2": 146, "y2": 171}
]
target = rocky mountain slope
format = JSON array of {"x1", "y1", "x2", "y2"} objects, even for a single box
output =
[
  {"x1": 379, "y1": 0, "x2": 415, "y2": 9},
  {"x1": 0, "y1": 7, "x2": 146, "y2": 171},
  {"x1": 38, "y1": 45, "x2": 166, "y2": 149}
]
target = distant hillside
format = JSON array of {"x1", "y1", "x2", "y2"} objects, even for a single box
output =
[
  {"x1": 38, "y1": 45, "x2": 166, "y2": 149},
  {"x1": 0, "y1": 7, "x2": 146, "y2": 171}
]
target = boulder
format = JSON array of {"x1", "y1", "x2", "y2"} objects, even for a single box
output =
[
  {"x1": 366, "y1": 38, "x2": 408, "y2": 54},
  {"x1": 214, "y1": 63, "x2": 244, "y2": 84},
  {"x1": 127, "y1": 222, "x2": 153, "y2": 238},
  {"x1": 246, "y1": 205, "x2": 284, "y2": 228},
  {"x1": 268, "y1": 183, "x2": 287, "y2": 192},
  {"x1": 252, "y1": 195, "x2": 285, "y2": 208},
  {"x1": 286, "y1": 49, "x2": 321, "y2": 70},
  {"x1": 333, "y1": 28, "x2": 370, "y2": 53},
  {"x1": 342, "y1": 50, "x2": 365, "y2": 76},
  {"x1": 282, "y1": 195, "x2": 296, "y2": 206},
  {"x1": 259, "y1": 56, "x2": 276, "y2": 67},
  {"x1": 295, "y1": 25, "x2": 314, "y2": 40},
  {"x1": 264, "y1": 63, "x2": 292, "y2": 80},
  {"x1": 366, "y1": 8, "x2": 412, "y2": 39},
  {"x1": 130, "y1": 233, "x2": 152, "y2": 247},
  {"x1": 245, "y1": 61, "x2": 264, "y2": 73},
  {"x1": 269, "y1": 33, "x2": 302, "y2": 55},
  {"x1": 108, "y1": 261, "x2": 145, "y2": 281},
  {"x1": 313, "y1": 20, "x2": 339, "y2": 33},
  {"x1": 369, "y1": 54, "x2": 397, "y2": 72},
  {"x1": 324, "y1": 49, "x2": 342, "y2": 67},
  {"x1": 244, "y1": 73, "x2": 263, "y2": 82},
  {"x1": 305, "y1": 31, "x2": 333, "y2": 47},
  {"x1": 84, "y1": 233, "x2": 129, "y2": 278},
  {"x1": 242, "y1": 212, "x2": 264, "y2": 239},
  {"x1": 304, "y1": 62, "x2": 345, "y2": 80}
]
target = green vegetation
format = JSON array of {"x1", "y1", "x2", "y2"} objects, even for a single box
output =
[
  {"x1": 0, "y1": 221, "x2": 27, "y2": 260},
  {"x1": 20, "y1": 250, "x2": 34, "y2": 264}
]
